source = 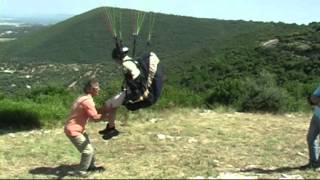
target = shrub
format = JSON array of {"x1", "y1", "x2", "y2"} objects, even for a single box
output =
[
  {"x1": 154, "y1": 84, "x2": 205, "y2": 109},
  {"x1": 0, "y1": 91, "x2": 4, "y2": 100},
  {"x1": 0, "y1": 99, "x2": 41, "y2": 130},
  {"x1": 0, "y1": 85, "x2": 74, "y2": 129},
  {"x1": 283, "y1": 81, "x2": 319, "y2": 112},
  {"x1": 237, "y1": 72, "x2": 289, "y2": 113},
  {"x1": 205, "y1": 78, "x2": 246, "y2": 106},
  {"x1": 239, "y1": 85, "x2": 288, "y2": 113}
]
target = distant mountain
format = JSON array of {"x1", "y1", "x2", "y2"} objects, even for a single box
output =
[{"x1": 0, "y1": 14, "x2": 74, "y2": 26}]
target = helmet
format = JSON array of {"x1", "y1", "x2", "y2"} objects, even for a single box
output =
[{"x1": 112, "y1": 46, "x2": 129, "y2": 60}]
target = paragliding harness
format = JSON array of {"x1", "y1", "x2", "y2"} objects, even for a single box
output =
[
  {"x1": 122, "y1": 52, "x2": 163, "y2": 111},
  {"x1": 105, "y1": 7, "x2": 162, "y2": 110}
]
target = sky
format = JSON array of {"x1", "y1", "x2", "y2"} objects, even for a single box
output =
[{"x1": 0, "y1": 0, "x2": 319, "y2": 25}]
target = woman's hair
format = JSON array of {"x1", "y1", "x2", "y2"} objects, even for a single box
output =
[{"x1": 83, "y1": 78, "x2": 98, "y2": 94}]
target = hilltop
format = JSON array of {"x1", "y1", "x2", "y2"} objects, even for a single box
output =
[
  {"x1": 0, "y1": 109, "x2": 318, "y2": 179},
  {"x1": 0, "y1": 6, "x2": 306, "y2": 65}
]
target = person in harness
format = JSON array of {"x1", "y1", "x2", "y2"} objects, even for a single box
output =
[{"x1": 99, "y1": 45, "x2": 163, "y2": 140}]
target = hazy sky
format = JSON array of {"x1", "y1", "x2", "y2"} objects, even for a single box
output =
[{"x1": 0, "y1": 0, "x2": 319, "y2": 24}]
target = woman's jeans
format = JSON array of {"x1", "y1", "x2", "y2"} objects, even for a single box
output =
[{"x1": 307, "y1": 115, "x2": 320, "y2": 165}]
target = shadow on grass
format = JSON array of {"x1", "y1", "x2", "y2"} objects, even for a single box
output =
[
  {"x1": 0, "y1": 109, "x2": 41, "y2": 135},
  {"x1": 240, "y1": 164, "x2": 310, "y2": 174},
  {"x1": 29, "y1": 164, "x2": 78, "y2": 179}
]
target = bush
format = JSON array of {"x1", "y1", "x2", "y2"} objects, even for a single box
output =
[
  {"x1": 237, "y1": 72, "x2": 289, "y2": 113},
  {"x1": 154, "y1": 84, "x2": 205, "y2": 109},
  {"x1": 0, "y1": 91, "x2": 4, "y2": 100},
  {"x1": 0, "y1": 99, "x2": 41, "y2": 130},
  {"x1": 205, "y1": 78, "x2": 246, "y2": 106},
  {"x1": 0, "y1": 85, "x2": 73, "y2": 129},
  {"x1": 239, "y1": 85, "x2": 288, "y2": 113},
  {"x1": 283, "y1": 81, "x2": 318, "y2": 112}
]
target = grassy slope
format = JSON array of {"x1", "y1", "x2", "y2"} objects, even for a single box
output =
[{"x1": 0, "y1": 108, "x2": 318, "y2": 179}]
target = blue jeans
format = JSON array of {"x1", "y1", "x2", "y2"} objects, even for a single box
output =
[{"x1": 307, "y1": 115, "x2": 320, "y2": 164}]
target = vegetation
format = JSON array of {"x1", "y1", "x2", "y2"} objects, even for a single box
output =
[
  {"x1": 0, "y1": 7, "x2": 320, "y2": 179},
  {"x1": 0, "y1": 7, "x2": 319, "y2": 129},
  {"x1": 0, "y1": 83, "x2": 205, "y2": 130}
]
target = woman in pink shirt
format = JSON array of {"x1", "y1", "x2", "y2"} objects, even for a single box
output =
[{"x1": 64, "y1": 79, "x2": 105, "y2": 176}]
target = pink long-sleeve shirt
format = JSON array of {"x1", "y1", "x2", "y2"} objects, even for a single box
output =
[{"x1": 64, "y1": 94, "x2": 100, "y2": 137}]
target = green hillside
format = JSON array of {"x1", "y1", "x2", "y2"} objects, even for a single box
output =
[
  {"x1": 0, "y1": 7, "x2": 306, "y2": 64},
  {"x1": 0, "y1": 7, "x2": 320, "y2": 112}
]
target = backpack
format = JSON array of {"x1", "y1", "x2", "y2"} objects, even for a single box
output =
[{"x1": 123, "y1": 52, "x2": 163, "y2": 111}]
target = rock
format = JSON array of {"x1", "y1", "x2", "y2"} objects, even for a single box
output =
[
  {"x1": 189, "y1": 176, "x2": 205, "y2": 179},
  {"x1": 149, "y1": 118, "x2": 159, "y2": 123},
  {"x1": 297, "y1": 152, "x2": 307, "y2": 157},
  {"x1": 68, "y1": 81, "x2": 78, "y2": 89},
  {"x1": 157, "y1": 134, "x2": 166, "y2": 140},
  {"x1": 23, "y1": 133, "x2": 30, "y2": 137},
  {"x1": 188, "y1": 137, "x2": 198, "y2": 143},
  {"x1": 3, "y1": 69, "x2": 15, "y2": 74},
  {"x1": 175, "y1": 136, "x2": 182, "y2": 140},
  {"x1": 199, "y1": 109, "x2": 215, "y2": 116},
  {"x1": 225, "y1": 164, "x2": 234, "y2": 168},
  {"x1": 203, "y1": 109, "x2": 212, "y2": 113},
  {"x1": 73, "y1": 67, "x2": 79, "y2": 71},
  {"x1": 83, "y1": 71, "x2": 93, "y2": 77},
  {"x1": 286, "y1": 42, "x2": 312, "y2": 52},
  {"x1": 166, "y1": 135, "x2": 175, "y2": 140},
  {"x1": 8, "y1": 133, "x2": 16, "y2": 138},
  {"x1": 244, "y1": 165, "x2": 259, "y2": 169},
  {"x1": 280, "y1": 174, "x2": 304, "y2": 179},
  {"x1": 285, "y1": 114, "x2": 295, "y2": 118},
  {"x1": 156, "y1": 133, "x2": 181, "y2": 141},
  {"x1": 260, "y1": 39, "x2": 279, "y2": 48},
  {"x1": 296, "y1": 43, "x2": 311, "y2": 51},
  {"x1": 217, "y1": 172, "x2": 258, "y2": 179},
  {"x1": 213, "y1": 159, "x2": 220, "y2": 164}
]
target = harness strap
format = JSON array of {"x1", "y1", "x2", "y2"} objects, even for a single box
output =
[
  {"x1": 123, "y1": 53, "x2": 160, "y2": 104},
  {"x1": 129, "y1": 53, "x2": 159, "y2": 103}
]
